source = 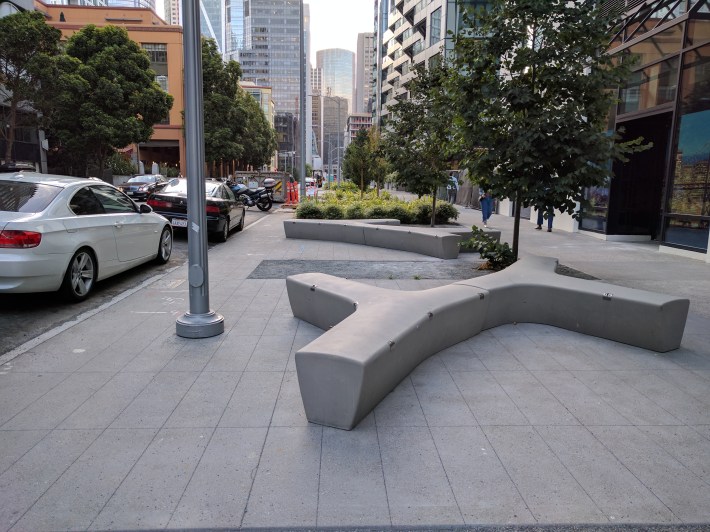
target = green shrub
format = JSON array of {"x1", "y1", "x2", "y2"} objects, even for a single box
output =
[
  {"x1": 412, "y1": 202, "x2": 432, "y2": 225},
  {"x1": 386, "y1": 204, "x2": 413, "y2": 224},
  {"x1": 345, "y1": 204, "x2": 366, "y2": 219},
  {"x1": 323, "y1": 204, "x2": 344, "y2": 219},
  {"x1": 367, "y1": 204, "x2": 389, "y2": 219},
  {"x1": 435, "y1": 202, "x2": 459, "y2": 224},
  {"x1": 460, "y1": 227, "x2": 515, "y2": 270},
  {"x1": 107, "y1": 152, "x2": 137, "y2": 175},
  {"x1": 295, "y1": 201, "x2": 324, "y2": 219}
]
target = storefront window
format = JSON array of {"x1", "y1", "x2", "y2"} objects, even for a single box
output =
[
  {"x1": 666, "y1": 43, "x2": 710, "y2": 250},
  {"x1": 580, "y1": 185, "x2": 610, "y2": 232},
  {"x1": 619, "y1": 57, "x2": 679, "y2": 114}
]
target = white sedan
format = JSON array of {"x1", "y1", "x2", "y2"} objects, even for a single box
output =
[{"x1": 0, "y1": 172, "x2": 173, "y2": 301}]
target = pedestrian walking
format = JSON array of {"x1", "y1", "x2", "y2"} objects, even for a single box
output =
[
  {"x1": 479, "y1": 189, "x2": 494, "y2": 227},
  {"x1": 447, "y1": 174, "x2": 459, "y2": 204},
  {"x1": 536, "y1": 206, "x2": 554, "y2": 232}
]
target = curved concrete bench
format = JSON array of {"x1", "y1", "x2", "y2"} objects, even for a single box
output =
[
  {"x1": 288, "y1": 256, "x2": 689, "y2": 430},
  {"x1": 283, "y1": 218, "x2": 501, "y2": 259}
]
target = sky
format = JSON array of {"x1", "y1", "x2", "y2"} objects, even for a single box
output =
[
  {"x1": 306, "y1": 0, "x2": 374, "y2": 63},
  {"x1": 155, "y1": 0, "x2": 374, "y2": 64}
]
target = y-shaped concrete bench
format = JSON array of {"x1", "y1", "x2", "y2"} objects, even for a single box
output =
[
  {"x1": 288, "y1": 256, "x2": 689, "y2": 430},
  {"x1": 284, "y1": 218, "x2": 501, "y2": 259}
]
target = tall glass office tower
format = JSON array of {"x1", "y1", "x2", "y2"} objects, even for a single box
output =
[
  {"x1": 317, "y1": 48, "x2": 355, "y2": 113},
  {"x1": 45, "y1": 0, "x2": 156, "y2": 7},
  {"x1": 226, "y1": 0, "x2": 245, "y2": 59},
  {"x1": 239, "y1": 0, "x2": 304, "y2": 115},
  {"x1": 200, "y1": 0, "x2": 225, "y2": 54}
]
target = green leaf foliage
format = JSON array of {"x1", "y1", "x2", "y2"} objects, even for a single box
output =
[
  {"x1": 342, "y1": 127, "x2": 389, "y2": 196},
  {"x1": 460, "y1": 227, "x2": 515, "y2": 270},
  {"x1": 201, "y1": 37, "x2": 277, "y2": 172},
  {"x1": 381, "y1": 62, "x2": 456, "y2": 226},
  {"x1": 0, "y1": 11, "x2": 62, "y2": 162},
  {"x1": 51, "y1": 24, "x2": 173, "y2": 176},
  {"x1": 451, "y1": 0, "x2": 648, "y2": 258}
]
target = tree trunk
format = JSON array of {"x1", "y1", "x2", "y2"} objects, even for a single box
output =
[
  {"x1": 430, "y1": 185, "x2": 437, "y2": 227},
  {"x1": 512, "y1": 190, "x2": 522, "y2": 261},
  {"x1": 360, "y1": 169, "x2": 364, "y2": 199},
  {"x1": 4, "y1": 99, "x2": 18, "y2": 163}
]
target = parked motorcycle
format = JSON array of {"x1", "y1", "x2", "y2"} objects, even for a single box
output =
[{"x1": 229, "y1": 181, "x2": 273, "y2": 211}]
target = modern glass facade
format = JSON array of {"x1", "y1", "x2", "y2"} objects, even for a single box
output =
[
  {"x1": 200, "y1": 0, "x2": 225, "y2": 54},
  {"x1": 580, "y1": 0, "x2": 710, "y2": 254},
  {"x1": 226, "y1": 0, "x2": 245, "y2": 58},
  {"x1": 239, "y1": 0, "x2": 302, "y2": 116},
  {"x1": 317, "y1": 49, "x2": 355, "y2": 113}
]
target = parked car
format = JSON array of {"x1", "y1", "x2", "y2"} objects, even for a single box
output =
[
  {"x1": 117, "y1": 174, "x2": 169, "y2": 201},
  {"x1": 147, "y1": 178, "x2": 246, "y2": 242},
  {"x1": 0, "y1": 172, "x2": 173, "y2": 301}
]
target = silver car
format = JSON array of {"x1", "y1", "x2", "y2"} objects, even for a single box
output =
[{"x1": 0, "y1": 172, "x2": 173, "y2": 301}]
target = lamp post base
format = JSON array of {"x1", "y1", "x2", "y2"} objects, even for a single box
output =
[{"x1": 176, "y1": 310, "x2": 224, "y2": 338}]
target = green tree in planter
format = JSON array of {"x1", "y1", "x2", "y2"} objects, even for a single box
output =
[
  {"x1": 382, "y1": 62, "x2": 455, "y2": 227},
  {"x1": 0, "y1": 11, "x2": 62, "y2": 164},
  {"x1": 52, "y1": 25, "x2": 173, "y2": 177},
  {"x1": 451, "y1": 0, "x2": 647, "y2": 259},
  {"x1": 342, "y1": 128, "x2": 371, "y2": 196}
]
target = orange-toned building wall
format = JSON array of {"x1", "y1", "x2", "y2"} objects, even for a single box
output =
[{"x1": 34, "y1": 1, "x2": 186, "y2": 174}]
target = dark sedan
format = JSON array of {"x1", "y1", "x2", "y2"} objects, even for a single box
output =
[
  {"x1": 117, "y1": 174, "x2": 169, "y2": 201},
  {"x1": 146, "y1": 178, "x2": 245, "y2": 242}
]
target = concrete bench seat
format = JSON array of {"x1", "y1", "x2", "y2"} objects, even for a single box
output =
[
  {"x1": 288, "y1": 256, "x2": 689, "y2": 430},
  {"x1": 283, "y1": 219, "x2": 464, "y2": 259}
]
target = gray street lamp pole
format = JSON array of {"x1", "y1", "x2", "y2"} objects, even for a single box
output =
[
  {"x1": 176, "y1": 0, "x2": 224, "y2": 339},
  {"x1": 299, "y1": 0, "x2": 306, "y2": 200}
]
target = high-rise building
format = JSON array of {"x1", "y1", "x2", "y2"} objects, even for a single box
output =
[
  {"x1": 373, "y1": 0, "x2": 475, "y2": 123},
  {"x1": 310, "y1": 66, "x2": 323, "y2": 95},
  {"x1": 355, "y1": 32, "x2": 375, "y2": 114},
  {"x1": 164, "y1": 0, "x2": 179, "y2": 25},
  {"x1": 226, "y1": 0, "x2": 245, "y2": 59},
  {"x1": 317, "y1": 48, "x2": 355, "y2": 113},
  {"x1": 45, "y1": 0, "x2": 156, "y2": 6},
  {"x1": 200, "y1": 0, "x2": 225, "y2": 54},
  {"x1": 239, "y1": 0, "x2": 304, "y2": 116}
]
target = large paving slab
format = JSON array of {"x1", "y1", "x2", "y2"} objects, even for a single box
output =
[{"x1": 0, "y1": 209, "x2": 708, "y2": 530}]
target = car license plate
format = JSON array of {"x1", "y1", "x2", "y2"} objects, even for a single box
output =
[{"x1": 171, "y1": 218, "x2": 188, "y2": 228}]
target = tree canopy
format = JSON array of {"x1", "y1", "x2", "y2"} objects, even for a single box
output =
[
  {"x1": 451, "y1": 0, "x2": 647, "y2": 258},
  {"x1": 51, "y1": 24, "x2": 173, "y2": 177},
  {"x1": 381, "y1": 62, "x2": 455, "y2": 226},
  {"x1": 201, "y1": 37, "x2": 277, "y2": 173},
  {"x1": 342, "y1": 127, "x2": 388, "y2": 196},
  {"x1": 0, "y1": 11, "x2": 62, "y2": 163}
]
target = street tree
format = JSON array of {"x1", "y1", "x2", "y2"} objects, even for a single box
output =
[
  {"x1": 51, "y1": 24, "x2": 173, "y2": 177},
  {"x1": 236, "y1": 88, "x2": 277, "y2": 170},
  {"x1": 342, "y1": 128, "x2": 371, "y2": 196},
  {"x1": 451, "y1": 0, "x2": 647, "y2": 259},
  {"x1": 202, "y1": 37, "x2": 243, "y2": 174},
  {"x1": 0, "y1": 11, "x2": 62, "y2": 164},
  {"x1": 201, "y1": 37, "x2": 276, "y2": 173},
  {"x1": 381, "y1": 62, "x2": 455, "y2": 226}
]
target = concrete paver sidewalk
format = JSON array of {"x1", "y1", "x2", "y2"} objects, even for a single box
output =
[{"x1": 0, "y1": 206, "x2": 709, "y2": 531}]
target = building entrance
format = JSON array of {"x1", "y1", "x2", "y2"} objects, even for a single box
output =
[{"x1": 609, "y1": 112, "x2": 672, "y2": 239}]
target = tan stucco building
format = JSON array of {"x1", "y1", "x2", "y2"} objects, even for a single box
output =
[{"x1": 34, "y1": 0, "x2": 186, "y2": 174}]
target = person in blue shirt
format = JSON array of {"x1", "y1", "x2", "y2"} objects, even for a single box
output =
[{"x1": 479, "y1": 189, "x2": 493, "y2": 228}]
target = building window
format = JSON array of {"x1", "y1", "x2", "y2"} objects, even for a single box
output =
[
  {"x1": 618, "y1": 56, "x2": 679, "y2": 114},
  {"x1": 666, "y1": 42, "x2": 710, "y2": 250},
  {"x1": 430, "y1": 7, "x2": 441, "y2": 47},
  {"x1": 142, "y1": 43, "x2": 167, "y2": 64}
]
